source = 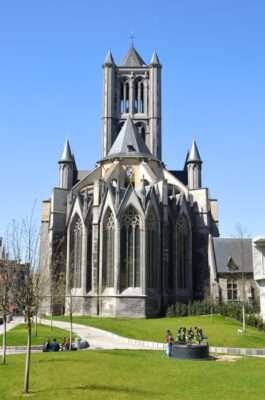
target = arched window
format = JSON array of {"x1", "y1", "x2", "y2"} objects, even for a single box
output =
[
  {"x1": 120, "y1": 206, "x2": 141, "y2": 289},
  {"x1": 70, "y1": 217, "x2": 82, "y2": 288},
  {"x1": 136, "y1": 122, "x2": 146, "y2": 143},
  {"x1": 102, "y1": 209, "x2": 115, "y2": 289},
  {"x1": 134, "y1": 79, "x2": 144, "y2": 113},
  {"x1": 146, "y1": 210, "x2": 158, "y2": 289},
  {"x1": 86, "y1": 218, "x2": 92, "y2": 292},
  {"x1": 168, "y1": 219, "x2": 175, "y2": 290},
  {"x1": 120, "y1": 79, "x2": 129, "y2": 113},
  {"x1": 177, "y1": 215, "x2": 189, "y2": 289}
]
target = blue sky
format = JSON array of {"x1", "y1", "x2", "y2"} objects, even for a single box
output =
[{"x1": 0, "y1": 0, "x2": 264, "y2": 238}]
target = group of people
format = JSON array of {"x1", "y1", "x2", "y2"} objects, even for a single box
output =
[
  {"x1": 166, "y1": 326, "x2": 207, "y2": 357},
  {"x1": 43, "y1": 337, "x2": 70, "y2": 352}
]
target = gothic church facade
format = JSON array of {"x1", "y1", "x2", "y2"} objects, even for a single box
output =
[{"x1": 40, "y1": 46, "x2": 220, "y2": 317}]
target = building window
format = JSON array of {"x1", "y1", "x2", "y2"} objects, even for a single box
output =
[
  {"x1": 134, "y1": 79, "x2": 144, "y2": 113},
  {"x1": 70, "y1": 217, "x2": 82, "y2": 288},
  {"x1": 227, "y1": 279, "x2": 238, "y2": 301},
  {"x1": 146, "y1": 210, "x2": 158, "y2": 289},
  {"x1": 102, "y1": 210, "x2": 115, "y2": 289},
  {"x1": 136, "y1": 122, "x2": 146, "y2": 143},
  {"x1": 177, "y1": 215, "x2": 189, "y2": 289},
  {"x1": 168, "y1": 220, "x2": 174, "y2": 290},
  {"x1": 120, "y1": 206, "x2": 141, "y2": 289},
  {"x1": 120, "y1": 79, "x2": 129, "y2": 113},
  {"x1": 86, "y1": 218, "x2": 92, "y2": 292}
]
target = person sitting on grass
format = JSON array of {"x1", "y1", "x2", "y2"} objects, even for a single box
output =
[
  {"x1": 50, "y1": 338, "x2": 60, "y2": 352},
  {"x1": 43, "y1": 339, "x2": 50, "y2": 352},
  {"x1": 61, "y1": 337, "x2": 70, "y2": 351}
]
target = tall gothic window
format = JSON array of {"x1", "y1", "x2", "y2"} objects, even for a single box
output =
[
  {"x1": 120, "y1": 206, "x2": 141, "y2": 289},
  {"x1": 177, "y1": 215, "x2": 189, "y2": 289},
  {"x1": 134, "y1": 79, "x2": 144, "y2": 113},
  {"x1": 168, "y1": 220, "x2": 174, "y2": 290},
  {"x1": 146, "y1": 210, "x2": 158, "y2": 289},
  {"x1": 136, "y1": 122, "x2": 146, "y2": 143},
  {"x1": 70, "y1": 217, "x2": 82, "y2": 288},
  {"x1": 102, "y1": 210, "x2": 115, "y2": 289},
  {"x1": 120, "y1": 79, "x2": 129, "y2": 113},
  {"x1": 86, "y1": 218, "x2": 92, "y2": 292}
]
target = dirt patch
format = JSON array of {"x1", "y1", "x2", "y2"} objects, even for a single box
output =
[{"x1": 215, "y1": 354, "x2": 242, "y2": 362}]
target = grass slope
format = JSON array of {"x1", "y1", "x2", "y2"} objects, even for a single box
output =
[
  {"x1": 0, "y1": 324, "x2": 78, "y2": 346},
  {"x1": 1, "y1": 350, "x2": 265, "y2": 399},
  {"x1": 54, "y1": 314, "x2": 265, "y2": 348}
]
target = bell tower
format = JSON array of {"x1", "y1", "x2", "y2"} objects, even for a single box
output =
[{"x1": 102, "y1": 46, "x2": 162, "y2": 159}]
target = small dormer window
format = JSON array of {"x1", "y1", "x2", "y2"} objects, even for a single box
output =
[{"x1": 127, "y1": 144, "x2": 136, "y2": 152}]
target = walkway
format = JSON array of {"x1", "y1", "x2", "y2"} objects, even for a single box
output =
[
  {"x1": 1, "y1": 317, "x2": 265, "y2": 357},
  {"x1": 0, "y1": 316, "x2": 24, "y2": 335},
  {"x1": 40, "y1": 319, "x2": 164, "y2": 350}
]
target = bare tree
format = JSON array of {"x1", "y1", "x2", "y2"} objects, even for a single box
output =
[
  {"x1": 65, "y1": 248, "x2": 81, "y2": 349},
  {"x1": 0, "y1": 255, "x2": 12, "y2": 365},
  {"x1": 7, "y1": 212, "x2": 43, "y2": 393},
  {"x1": 234, "y1": 223, "x2": 249, "y2": 333}
]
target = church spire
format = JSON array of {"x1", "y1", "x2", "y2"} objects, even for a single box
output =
[
  {"x1": 187, "y1": 139, "x2": 202, "y2": 163},
  {"x1": 103, "y1": 50, "x2": 115, "y2": 66},
  {"x1": 59, "y1": 139, "x2": 75, "y2": 189},
  {"x1": 187, "y1": 139, "x2": 202, "y2": 190},
  {"x1": 150, "y1": 50, "x2": 161, "y2": 66},
  {"x1": 60, "y1": 139, "x2": 73, "y2": 163}
]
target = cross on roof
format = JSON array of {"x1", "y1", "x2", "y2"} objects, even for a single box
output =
[{"x1": 130, "y1": 31, "x2": 136, "y2": 47}]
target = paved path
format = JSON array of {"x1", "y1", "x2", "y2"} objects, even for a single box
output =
[
  {"x1": 40, "y1": 319, "x2": 164, "y2": 350},
  {"x1": 0, "y1": 316, "x2": 24, "y2": 335},
  {"x1": 2, "y1": 318, "x2": 265, "y2": 357}
]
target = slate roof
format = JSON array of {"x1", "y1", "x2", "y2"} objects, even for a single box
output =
[
  {"x1": 150, "y1": 50, "x2": 161, "y2": 65},
  {"x1": 212, "y1": 238, "x2": 253, "y2": 274},
  {"x1": 169, "y1": 170, "x2": 188, "y2": 186},
  {"x1": 187, "y1": 139, "x2": 202, "y2": 163},
  {"x1": 105, "y1": 116, "x2": 158, "y2": 160},
  {"x1": 119, "y1": 46, "x2": 146, "y2": 67},
  {"x1": 103, "y1": 50, "x2": 115, "y2": 66},
  {"x1": 59, "y1": 139, "x2": 74, "y2": 163}
]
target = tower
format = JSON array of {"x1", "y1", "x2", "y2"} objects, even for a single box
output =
[
  {"x1": 187, "y1": 139, "x2": 202, "y2": 190},
  {"x1": 59, "y1": 139, "x2": 75, "y2": 189},
  {"x1": 102, "y1": 47, "x2": 162, "y2": 159}
]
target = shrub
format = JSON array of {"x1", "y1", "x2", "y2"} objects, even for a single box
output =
[{"x1": 166, "y1": 299, "x2": 264, "y2": 331}]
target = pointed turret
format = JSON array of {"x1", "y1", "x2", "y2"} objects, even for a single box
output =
[
  {"x1": 103, "y1": 50, "x2": 115, "y2": 67},
  {"x1": 59, "y1": 139, "x2": 75, "y2": 189},
  {"x1": 150, "y1": 50, "x2": 161, "y2": 66},
  {"x1": 119, "y1": 46, "x2": 146, "y2": 67},
  {"x1": 186, "y1": 139, "x2": 202, "y2": 190},
  {"x1": 187, "y1": 139, "x2": 202, "y2": 163},
  {"x1": 105, "y1": 116, "x2": 157, "y2": 160}
]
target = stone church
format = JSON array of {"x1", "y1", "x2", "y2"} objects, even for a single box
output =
[{"x1": 40, "y1": 46, "x2": 257, "y2": 318}]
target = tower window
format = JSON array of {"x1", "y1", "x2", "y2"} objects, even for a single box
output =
[
  {"x1": 136, "y1": 122, "x2": 146, "y2": 143},
  {"x1": 134, "y1": 79, "x2": 144, "y2": 114},
  {"x1": 120, "y1": 79, "x2": 129, "y2": 113}
]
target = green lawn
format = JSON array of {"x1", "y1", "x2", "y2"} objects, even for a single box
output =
[
  {"x1": 0, "y1": 324, "x2": 78, "y2": 346},
  {"x1": 1, "y1": 350, "x2": 265, "y2": 399},
  {"x1": 53, "y1": 314, "x2": 265, "y2": 348}
]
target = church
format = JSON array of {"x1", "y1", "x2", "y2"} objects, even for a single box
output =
[{"x1": 39, "y1": 45, "x2": 257, "y2": 318}]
